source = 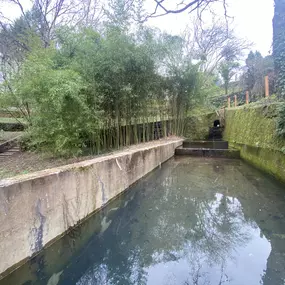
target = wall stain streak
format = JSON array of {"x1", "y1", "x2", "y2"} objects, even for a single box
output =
[{"x1": 30, "y1": 199, "x2": 46, "y2": 253}]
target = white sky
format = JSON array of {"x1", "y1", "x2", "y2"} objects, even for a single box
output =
[
  {"x1": 0, "y1": 0, "x2": 274, "y2": 56},
  {"x1": 145, "y1": 0, "x2": 274, "y2": 57}
]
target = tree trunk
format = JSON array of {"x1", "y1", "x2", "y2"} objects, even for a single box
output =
[
  {"x1": 225, "y1": 82, "x2": 229, "y2": 95},
  {"x1": 115, "y1": 99, "x2": 120, "y2": 149}
]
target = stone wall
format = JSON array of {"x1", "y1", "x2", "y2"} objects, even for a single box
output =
[
  {"x1": 0, "y1": 139, "x2": 182, "y2": 277},
  {"x1": 224, "y1": 103, "x2": 285, "y2": 183}
]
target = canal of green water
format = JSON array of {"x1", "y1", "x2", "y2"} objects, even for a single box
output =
[{"x1": 1, "y1": 157, "x2": 285, "y2": 285}]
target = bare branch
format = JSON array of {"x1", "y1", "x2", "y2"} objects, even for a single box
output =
[
  {"x1": 142, "y1": 0, "x2": 229, "y2": 22},
  {"x1": 186, "y1": 17, "x2": 251, "y2": 73},
  {"x1": 1, "y1": 0, "x2": 103, "y2": 46}
]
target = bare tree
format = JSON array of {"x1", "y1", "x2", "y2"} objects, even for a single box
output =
[
  {"x1": 0, "y1": 0, "x2": 103, "y2": 83},
  {"x1": 145, "y1": 0, "x2": 229, "y2": 20},
  {"x1": 187, "y1": 18, "x2": 251, "y2": 73},
  {"x1": 0, "y1": 0, "x2": 103, "y2": 118},
  {"x1": 0, "y1": 0, "x2": 103, "y2": 46},
  {"x1": 80, "y1": 0, "x2": 103, "y2": 27}
]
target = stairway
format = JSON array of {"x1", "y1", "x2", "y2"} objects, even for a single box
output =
[
  {"x1": 175, "y1": 139, "x2": 240, "y2": 158},
  {"x1": 208, "y1": 126, "x2": 224, "y2": 140},
  {"x1": 0, "y1": 146, "x2": 20, "y2": 161},
  {"x1": 175, "y1": 120, "x2": 240, "y2": 158},
  {"x1": 0, "y1": 135, "x2": 21, "y2": 161}
]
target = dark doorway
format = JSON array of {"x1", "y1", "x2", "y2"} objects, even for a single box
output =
[{"x1": 214, "y1": 120, "x2": 220, "y2": 127}]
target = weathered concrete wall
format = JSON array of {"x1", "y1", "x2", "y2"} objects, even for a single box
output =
[
  {"x1": 0, "y1": 139, "x2": 182, "y2": 277},
  {"x1": 224, "y1": 104, "x2": 285, "y2": 183}
]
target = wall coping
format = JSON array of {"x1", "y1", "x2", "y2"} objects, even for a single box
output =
[{"x1": 0, "y1": 138, "x2": 183, "y2": 187}]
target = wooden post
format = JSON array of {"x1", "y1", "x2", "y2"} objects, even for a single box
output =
[
  {"x1": 234, "y1": 95, "x2": 237, "y2": 107},
  {"x1": 265, "y1": 75, "x2": 269, "y2": 97},
  {"x1": 246, "y1": 91, "x2": 249, "y2": 104},
  {"x1": 227, "y1": 96, "x2": 231, "y2": 108}
]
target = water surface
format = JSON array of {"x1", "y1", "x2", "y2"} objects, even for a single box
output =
[{"x1": 1, "y1": 157, "x2": 285, "y2": 285}]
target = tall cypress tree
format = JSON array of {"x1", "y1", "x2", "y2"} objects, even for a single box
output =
[{"x1": 273, "y1": 0, "x2": 285, "y2": 99}]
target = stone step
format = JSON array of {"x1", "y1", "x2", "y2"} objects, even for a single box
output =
[
  {"x1": 175, "y1": 147, "x2": 240, "y2": 159},
  {"x1": 183, "y1": 140, "x2": 228, "y2": 149},
  {"x1": 208, "y1": 126, "x2": 223, "y2": 140},
  {"x1": 0, "y1": 148, "x2": 20, "y2": 158},
  {"x1": 7, "y1": 148, "x2": 20, "y2": 152},
  {"x1": 0, "y1": 152, "x2": 15, "y2": 156},
  {"x1": 0, "y1": 135, "x2": 21, "y2": 154}
]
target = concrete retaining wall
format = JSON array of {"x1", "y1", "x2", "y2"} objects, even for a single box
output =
[
  {"x1": 0, "y1": 138, "x2": 182, "y2": 277},
  {"x1": 224, "y1": 104, "x2": 285, "y2": 183}
]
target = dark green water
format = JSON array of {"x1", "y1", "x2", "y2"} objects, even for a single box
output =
[{"x1": 1, "y1": 157, "x2": 285, "y2": 285}]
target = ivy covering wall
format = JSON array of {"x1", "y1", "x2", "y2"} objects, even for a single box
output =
[
  {"x1": 273, "y1": 0, "x2": 285, "y2": 99},
  {"x1": 224, "y1": 104, "x2": 285, "y2": 183}
]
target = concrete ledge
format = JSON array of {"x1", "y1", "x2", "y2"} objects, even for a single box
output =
[
  {"x1": 0, "y1": 138, "x2": 183, "y2": 277},
  {"x1": 183, "y1": 140, "x2": 228, "y2": 149},
  {"x1": 0, "y1": 122, "x2": 25, "y2": 132},
  {"x1": 175, "y1": 147, "x2": 240, "y2": 158}
]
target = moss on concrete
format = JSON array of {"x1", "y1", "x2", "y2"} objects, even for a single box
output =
[
  {"x1": 184, "y1": 112, "x2": 218, "y2": 140},
  {"x1": 224, "y1": 103, "x2": 285, "y2": 183}
]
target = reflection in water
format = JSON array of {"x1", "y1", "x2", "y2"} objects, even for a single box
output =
[
  {"x1": 1, "y1": 157, "x2": 285, "y2": 285},
  {"x1": 47, "y1": 271, "x2": 63, "y2": 285}
]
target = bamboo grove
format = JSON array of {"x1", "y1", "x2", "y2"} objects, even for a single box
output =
[
  {"x1": 1, "y1": 25, "x2": 207, "y2": 156},
  {"x1": 0, "y1": 0, "x2": 212, "y2": 156},
  {"x1": 3, "y1": 0, "x2": 283, "y2": 156}
]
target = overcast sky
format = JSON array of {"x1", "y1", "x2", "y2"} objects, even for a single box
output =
[
  {"x1": 1, "y1": 0, "x2": 274, "y2": 56},
  {"x1": 145, "y1": 0, "x2": 274, "y2": 57}
]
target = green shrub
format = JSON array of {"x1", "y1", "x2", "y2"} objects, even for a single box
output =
[{"x1": 13, "y1": 47, "x2": 101, "y2": 157}]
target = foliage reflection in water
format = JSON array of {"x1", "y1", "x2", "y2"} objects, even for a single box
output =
[{"x1": 1, "y1": 157, "x2": 285, "y2": 285}]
